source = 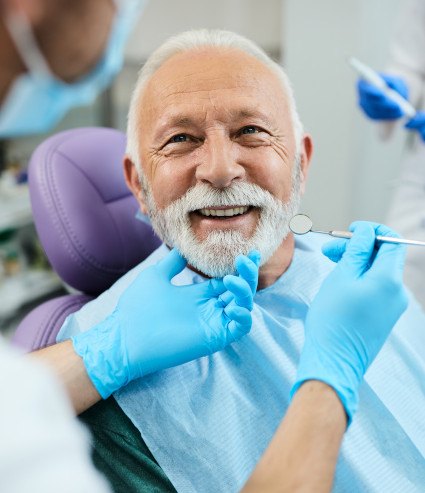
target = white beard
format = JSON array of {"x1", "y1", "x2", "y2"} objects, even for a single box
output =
[{"x1": 142, "y1": 162, "x2": 301, "y2": 278}]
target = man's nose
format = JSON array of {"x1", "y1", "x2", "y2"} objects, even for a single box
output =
[{"x1": 195, "y1": 136, "x2": 245, "y2": 188}]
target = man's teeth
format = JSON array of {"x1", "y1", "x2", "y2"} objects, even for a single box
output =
[{"x1": 199, "y1": 206, "x2": 249, "y2": 217}]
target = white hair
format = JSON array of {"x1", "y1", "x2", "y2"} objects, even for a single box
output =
[{"x1": 126, "y1": 28, "x2": 304, "y2": 172}]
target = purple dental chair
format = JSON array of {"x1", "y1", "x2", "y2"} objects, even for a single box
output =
[{"x1": 12, "y1": 127, "x2": 161, "y2": 352}]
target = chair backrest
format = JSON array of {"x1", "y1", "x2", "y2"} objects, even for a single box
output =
[
  {"x1": 13, "y1": 127, "x2": 161, "y2": 352},
  {"x1": 13, "y1": 295, "x2": 93, "y2": 352}
]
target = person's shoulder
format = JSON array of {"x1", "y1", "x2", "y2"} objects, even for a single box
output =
[
  {"x1": 0, "y1": 341, "x2": 111, "y2": 491},
  {"x1": 0, "y1": 340, "x2": 65, "y2": 404}
]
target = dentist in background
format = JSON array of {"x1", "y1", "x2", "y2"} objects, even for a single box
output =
[
  {"x1": 0, "y1": 1, "x2": 142, "y2": 491},
  {"x1": 356, "y1": 0, "x2": 425, "y2": 308}
]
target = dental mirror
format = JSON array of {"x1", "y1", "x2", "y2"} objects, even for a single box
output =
[
  {"x1": 289, "y1": 214, "x2": 313, "y2": 235},
  {"x1": 289, "y1": 213, "x2": 425, "y2": 247}
]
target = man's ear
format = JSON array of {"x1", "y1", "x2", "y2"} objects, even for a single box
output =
[
  {"x1": 123, "y1": 155, "x2": 149, "y2": 215},
  {"x1": 298, "y1": 134, "x2": 313, "y2": 195}
]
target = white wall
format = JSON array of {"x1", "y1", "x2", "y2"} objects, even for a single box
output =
[
  {"x1": 284, "y1": 0, "x2": 405, "y2": 230},
  {"x1": 125, "y1": 0, "x2": 282, "y2": 61}
]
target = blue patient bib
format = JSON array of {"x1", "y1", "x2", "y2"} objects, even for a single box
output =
[{"x1": 59, "y1": 236, "x2": 425, "y2": 493}]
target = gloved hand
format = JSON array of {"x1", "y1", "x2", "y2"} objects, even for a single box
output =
[
  {"x1": 357, "y1": 74, "x2": 409, "y2": 120},
  {"x1": 405, "y1": 111, "x2": 425, "y2": 142},
  {"x1": 72, "y1": 248, "x2": 260, "y2": 398},
  {"x1": 291, "y1": 222, "x2": 408, "y2": 424}
]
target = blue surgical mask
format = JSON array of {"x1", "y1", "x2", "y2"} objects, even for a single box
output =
[
  {"x1": 135, "y1": 209, "x2": 152, "y2": 226},
  {"x1": 0, "y1": 0, "x2": 145, "y2": 138}
]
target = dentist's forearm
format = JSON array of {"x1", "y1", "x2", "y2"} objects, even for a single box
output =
[
  {"x1": 30, "y1": 341, "x2": 101, "y2": 415},
  {"x1": 242, "y1": 381, "x2": 346, "y2": 493}
]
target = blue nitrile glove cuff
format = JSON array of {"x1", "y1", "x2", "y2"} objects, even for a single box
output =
[
  {"x1": 72, "y1": 311, "x2": 129, "y2": 399},
  {"x1": 291, "y1": 221, "x2": 408, "y2": 426},
  {"x1": 290, "y1": 338, "x2": 362, "y2": 425},
  {"x1": 71, "y1": 249, "x2": 260, "y2": 400}
]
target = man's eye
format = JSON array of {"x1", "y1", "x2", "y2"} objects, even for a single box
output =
[
  {"x1": 241, "y1": 126, "x2": 259, "y2": 134},
  {"x1": 170, "y1": 134, "x2": 188, "y2": 143}
]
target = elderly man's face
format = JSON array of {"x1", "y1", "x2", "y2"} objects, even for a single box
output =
[{"x1": 125, "y1": 48, "x2": 312, "y2": 277}]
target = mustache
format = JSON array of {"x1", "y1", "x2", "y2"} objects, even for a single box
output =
[{"x1": 171, "y1": 182, "x2": 280, "y2": 212}]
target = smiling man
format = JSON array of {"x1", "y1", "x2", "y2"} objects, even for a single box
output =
[
  {"x1": 124, "y1": 35, "x2": 311, "y2": 285},
  {"x1": 57, "y1": 30, "x2": 425, "y2": 493}
]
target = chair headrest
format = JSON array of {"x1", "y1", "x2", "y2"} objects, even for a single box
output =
[{"x1": 29, "y1": 127, "x2": 161, "y2": 295}]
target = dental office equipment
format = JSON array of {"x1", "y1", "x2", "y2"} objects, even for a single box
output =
[
  {"x1": 289, "y1": 214, "x2": 425, "y2": 247},
  {"x1": 348, "y1": 57, "x2": 416, "y2": 119}
]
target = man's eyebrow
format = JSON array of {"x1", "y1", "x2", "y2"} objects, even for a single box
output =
[
  {"x1": 153, "y1": 115, "x2": 198, "y2": 141},
  {"x1": 230, "y1": 108, "x2": 275, "y2": 127},
  {"x1": 153, "y1": 109, "x2": 275, "y2": 140},
  {"x1": 165, "y1": 116, "x2": 196, "y2": 127}
]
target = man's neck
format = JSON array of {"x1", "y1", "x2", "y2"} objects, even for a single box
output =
[{"x1": 257, "y1": 234, "x2": 295, "y2": 290}]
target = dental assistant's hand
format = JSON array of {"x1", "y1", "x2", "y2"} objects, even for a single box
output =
[
  {"x1": 357, "y1": 74, "x2": 409, "y2": 120},
  {"x1": 72, "y1": 249, "x2": 260, "y2": 399},
  {"x1": 291, "y1": 222, "x2": 408, "y2": 424}
]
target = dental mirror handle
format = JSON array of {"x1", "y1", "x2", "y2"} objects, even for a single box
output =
[{"x1": 316, "y1": 230, "x2": 425, "y2": 247}]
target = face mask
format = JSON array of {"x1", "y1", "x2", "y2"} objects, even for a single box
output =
[
  {"x1": 135, "y1": 209, "x2": 152, "y2": 226},
  {"x1": 0, "y1": 0, "x2": 145, "y2": 138}
]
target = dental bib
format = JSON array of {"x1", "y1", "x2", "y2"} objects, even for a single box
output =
[{"x1": 59, "y1": 236, "x2": 425, "y2": 492}]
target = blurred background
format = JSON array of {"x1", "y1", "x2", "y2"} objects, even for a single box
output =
[{"x1": 0, "y1": 0, "x2": 405, "y2": 333}]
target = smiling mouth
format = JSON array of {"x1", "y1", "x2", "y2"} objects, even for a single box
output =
[{"x1": 193, "y1": 206, "x2": 253, "y2": 219}]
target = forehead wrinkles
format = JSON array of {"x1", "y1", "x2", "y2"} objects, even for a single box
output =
[
  {"x1": 141, "y1": 79, "x2": 287, "y2": 133},
  {"x1": 137, "y1": 49, "x2": 294, "y2": 150},
  {"x1": 141, "y1": 48, "x2": 287, "y2": 107},
  {"x1": 151, "y1": 102, "x2": 277, "y2": 139},
  {"x1": 146, "y1": 73, "x2": 270, "y2": 108}
]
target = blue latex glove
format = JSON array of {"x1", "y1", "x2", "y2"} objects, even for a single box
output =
[
  {"x1": 405, "y1": 111, "x2": 425, "y2": 142},
  {"x1": 291, "y1": 222, "x2": 408, "y2": 424},
  {"x1": 357, "y1": 74, "x2": 409, "y2": 120},
  {"x1": 72, "y1": 248, "x2": 260, "y2": 398}
]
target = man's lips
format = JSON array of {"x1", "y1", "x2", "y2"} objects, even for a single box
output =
[
  {"x1": 189, "y1": 206, "x2": 260, "y2": 239},
  {"x1": 192, "y1": 205, "x2": 254, "y2": 219}
]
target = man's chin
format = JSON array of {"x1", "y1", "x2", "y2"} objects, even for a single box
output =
[
  {"x1": 181, "y1": 250, "x2": 240, "y2": 279},
  {"x1": 185, "y1": 262, "x2": 214, "y2": 279},
  {"x1": 186, "y1": 263, "x2": 237, "y2": 279},
  {"x1": 174, "y1": 231, "x2": 251, "y2": 279}
]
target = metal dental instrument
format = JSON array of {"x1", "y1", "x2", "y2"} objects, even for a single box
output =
[{"x1": 289, "y1": 214, "x2": 425, "y2": 247}]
